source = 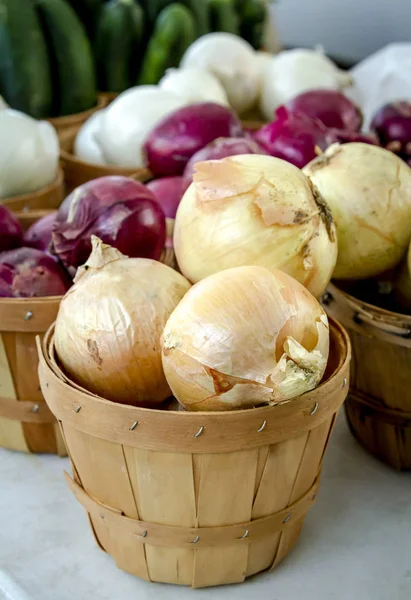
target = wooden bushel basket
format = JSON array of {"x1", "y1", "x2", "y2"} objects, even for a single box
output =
[
  {"x1": 0, "y1": 211, "x2": 65, "y2": 455},
  {"x1": 324, "y1": 283, "x2": 411, "y2": 470},
  {"x1": 59, "y1": 129, "x2": 152, "y2": 195},
  {"x1": 1, "y1": 169, "x2": 64, "y2": 212},
  {"x1": 38, "y1": 318, "x2": 350, "y2": 588},
  {"x1": 47, "y1": 95, "x2": 108, "y2": 142}
]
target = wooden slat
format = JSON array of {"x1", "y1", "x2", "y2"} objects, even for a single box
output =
[
  {"x1": 0, "y1": 333, "x2": 28, "y2": 452},
  {"x1": 246, "y1": 433, "x2": 308, "y2": 577},
  {"x1": 192, "y1": 450, "x2": 258, "y2": 588},
  {"x1": 125, "y1": 448, "x2": 196, "y2": 585}
]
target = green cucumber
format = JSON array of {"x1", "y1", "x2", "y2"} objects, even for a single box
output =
[
  {"x1": 35, "y1": 0, "x2": 97, "y2": 116},
  {"x1": 140, "y1": 0, "x2": 209, "y2": 35},
  {"x1": 95, "y1": 0, "x2": 144, "y2": 93},
  {"x1": 0, "y1": 0, "x2": 52, "y2": 118},
  {"x1": 138, "y1": 3, "x2": 197, "y2": 85},
  {"x1": 238, "y1": 0, "x2": 267, "y2": 49},
  {"x1": 208, "y1": 0, "x2": 240, "y2": 34},
  {"x1": 66, "y1": 0, "x2": 104, "y2": 39}
]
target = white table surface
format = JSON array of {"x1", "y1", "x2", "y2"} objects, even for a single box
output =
[{"x1": 0, "y1": 415, "x2": 410, "y2": 600}]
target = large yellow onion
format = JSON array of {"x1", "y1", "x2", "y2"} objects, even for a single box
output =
[
  {"x1": 304, "y1": 143, "x2": 411, "y2": 280},
  {"x1": 395, "y1": 240, "x2": 411, "y2": 308},
  {"x1": 173, "y1": 154, "x2": 337, "y2": 298},
  {"x1": 55, "y1": 237, "x2": 190, "y2": 406},
  {"x1": 162, "y1": 265, "x2": 329, "y2": 411}
]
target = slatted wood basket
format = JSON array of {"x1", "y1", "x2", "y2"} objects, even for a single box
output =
[
  {"x1": 38, "y1": 318, "x2": 350, "y2": 588},
  {"x1": 59, "y1": 129, "x2": 152, "y2": 195},
  {"x1": 0, "y1": 210, "x2": 65, "y2": 454},
  {"x1": 1, "y1": 169, "x2": 64, "y2": 212},
  {"x1": 324, "y1": 283, "x2": 411, "y2": 470}
]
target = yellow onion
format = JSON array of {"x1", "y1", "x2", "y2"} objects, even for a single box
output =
[
  {"x1": 55, "y1": 237, "x2": 190, "y2": 406},
  {"x1": 174, "y1": 154, "x2": 337, "y2": 298},
  {"x1": 304, "y1": 143, "x2": 411, "y2": 280},
  {"x1": 162, "y1": 265, "x2": 329, "y2": 411}
]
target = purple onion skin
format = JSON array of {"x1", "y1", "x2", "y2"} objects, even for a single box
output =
[
  {"x1": 24, "y1": 212, "x2": 57, "y2": 253},
  {"x1": 0, "y1": 205, "x2": 23, "y2": 252},
  {"x1": 182, "y1": 137, "x2": 268, "y2": 192},
  {"x1": 53, "y1": 176, "x2": 166, "y2": 271},
  {"x1": 371, "y1": 101, "x2": 411, "y2": 162},
  {"x1": 0, "y1": 247, "x2": 72, "y2": 298},
  {"x1": 146, "y1": 177, "x2": 184, "y2": 219},
  {"x1": 143, "y1": 103, "x2": 244, "y2": 177},
  {"x1": 325, "y1": 128, "x2": 379, "y2": 146},
  {"x1": 285, "y1": 90, "x2": 363, "y2": 131},
  {"x1": 255, "y1": 107, "x2": 329, "y2": 169}
]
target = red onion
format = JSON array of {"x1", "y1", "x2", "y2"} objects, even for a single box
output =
[
  {"x1": 254, "y1": 107, "x2": 328, "y2": 169},
  {"x1": 146, "y1": 177, "x2": 184, "y2": 219},
  {"x1": 370, "y1": 101, "x2": 411, "y2": 163},
  {"x1": 285, "y1": 90, "x2": 362, "y2": 131},
  {"x1": 143, "y1": 102, "x2": 244, "y2": 177},
  {"x1": 0, "y1": 247, "x2": 71, "y2": 298},
  {"x1": 182, "y1": 137, "x2": 267, "y2": 191},
  {"x1": 326, "y1": 128, "x2": 379, "y2": 146},
  {"x1": 24, "y1": 212, "x2": 57, "y2": 253},
  {"x1": 0, "y1": 205, "x2": 23, "y2": 252},
  {"x1": 52, "y1": 176, "x2": 166, "y2": 272}
]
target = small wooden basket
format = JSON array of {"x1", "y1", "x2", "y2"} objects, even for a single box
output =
[
  {"x1": 324, "y1": 283, "x2": 411, "y2": 470},
  {"x1": 0, "y1": 211, "x2": 65, "y2": 455},
  {"x1": 47, "y1": 96, "x2": 108, "y2": 141},
  {"x1": 38, "y1": 318, "x2": 350, "y2": 588},
  {"x1": 1, "y1": 169, "x2": 64, "y2": 212},
  {"x1": 59, "y1": 129, "x2": 152, "y2": 195}
]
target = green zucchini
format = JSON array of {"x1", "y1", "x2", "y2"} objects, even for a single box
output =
[
  {"x1": 138, "y1": 3, "x2": 197, "y2": 85},
  {"x1": 35, "y1": 0, "x2": 97, "y2": 116},
  {"x1": 95, "y1": 0, "x2": 144, "y2": 93},
  {"x1": 0, "y1": 0, "x2": 52, "y2": 118},
  {"x1": 208, "y1": 0, "x2": 240, "y2": 34}
]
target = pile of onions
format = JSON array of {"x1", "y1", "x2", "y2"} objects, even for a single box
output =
[
  {"x1": 174, "y1": 154, "x2": 337, "y2": 298},
  {"x1": 303, "y1": 143, "x2": 411, "y2": 280},
  {"x1": 182, "y1": 137, "x2": 267, "y2": 191},
  {"x1": 371, "y1": 101, "x2": 411, "y2": 166},
  {"x1": 0, "y1": 247, "x2": 71, "y2": 298},
  {"x1": 162, "y1": 266, "x2": 330, "y2": 411},
  {"x1": 52, "y1": 176, "x2": 166, "y2": 273},
  {"x1": 0, "y1": 205, "x2": 23, "y2": 251},
  {"x1": 143, "y1": 102, "x2": 243, "y2": 177},
  {"x1": 285, "y1": 90, "x2": 363, "y2": 131},
  {"x1": 54, "y1": 237, "x2": 191, "y2": 406},
  {"x1": 24, "y1": 212, "x2": 57, "y2": 253}
]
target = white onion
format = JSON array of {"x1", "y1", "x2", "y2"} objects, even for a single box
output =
[
  {"x1": 0, "y1": 109, "x2": 59, "y2": 199},
  {"x1": 54, "y1": 237, "x2": 191, "y2": 406},
  {"x1": 304, "y1": 143, "x2": 411, "y2": 280},
  {"x1": 96, "y1": 86, "x2": 187, "y2": 167},
  {"x1": 174, "y1": 154, "x2": 337, "y2": 298},
  {"x1": 159, "y1": 67, "x2": 229, "y2": 106},
  {"x1": 162, "y1": 266, "x2": 329, "y2": 411},
  {"x1": 74, "y1": 110, "x2": 107, "y2": 165},
  {"x1": 181, "y1": 33, "x2": 260, "y2": 115},
  {"x1": 260, "y1": 48, "x2": 352, "y2": 120}
]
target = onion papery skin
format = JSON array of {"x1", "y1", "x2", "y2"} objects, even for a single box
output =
[
  {"x1": 285, "y1": 90, "x2": 363, "y2": 131},
  {"x1": 162, "y1": 266, "x2": 330, "y2": 412},
  {"x1": 174, "y1": 154, "x2": 337, "y2": 298},
  {"x1": 304, "y1": 142, "x2": 411, "y2": 280},
  {"x1": 54, "y1": 238, "x2": 191, "y2": 407},
  {"x1": 24, "y1": 212, "x2": 57, "y2": 253}
]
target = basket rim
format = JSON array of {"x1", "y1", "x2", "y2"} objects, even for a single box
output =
[
  {"x1": 328, "y1": 281, "x2": 411, "y2": 324},
  {"x1": 41, "y1": 317, "x2": 350, "y2": 418},
  {"x1": 47, "y1": 95, "x2": 107, "y2": 127},
  {"x1": 37, "y1": 318, "x2": 351, "y2": 452},
  {"x1": 1, "y1": 168, "x2": 64, "y2": 206}
]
